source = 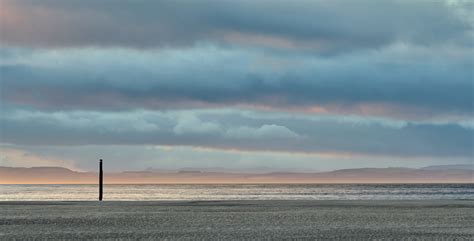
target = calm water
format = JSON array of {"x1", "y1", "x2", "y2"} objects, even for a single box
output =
[{"x1": 0, "y1": 184, "x2": 473, "y2": 201}]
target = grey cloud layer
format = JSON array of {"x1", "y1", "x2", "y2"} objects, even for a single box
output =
[
  {"x1": 1, "y1": 0, "x2": 472, "y2": 51},
  {"x1": 0, "y1": 0, "x2": 473, "y2": 168},
  {"x1": 1, "y1": 46, "x2": 472, "y2": 117},
  {"x1": 1, "y1": 109, "x2": 472, "y2": 158}
]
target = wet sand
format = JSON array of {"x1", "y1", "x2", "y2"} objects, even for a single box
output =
[{"x1": 0, "y1": 200, "x2": 473, "y2": 240}]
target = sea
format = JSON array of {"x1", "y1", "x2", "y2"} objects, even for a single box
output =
[{"x1": 0, "y1": 184, "x2": 473, "y2": 201}]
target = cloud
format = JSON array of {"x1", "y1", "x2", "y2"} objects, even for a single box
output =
[
  {"x1": 1, "y1": 0, "x2": 471, "y2": 52},
  {"x1": 1, "y1": 45, "x2": 472, "y2": 118},
  {"x1": 0, "y1": 109, "x2": 472, "y2": 158},
  {"x1": 0, "y1": 0, "x2": 472, "y2": 171},
  {"x1": 224, "y1": 124, "x2": 301, "y2": 140},
  {"x1": 173, "y1": 114, "x2": 221, "y2": 135},
  {"x1": 172, "y1": 114, "x2": 300, "y2": 140}
]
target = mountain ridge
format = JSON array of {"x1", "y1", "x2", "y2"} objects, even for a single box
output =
[{"x1": 1, "y1": 165, "x2": 472, "y2": 184}]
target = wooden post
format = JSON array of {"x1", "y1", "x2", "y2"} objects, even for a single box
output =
[{"x1": 99, "y1": 159, "x2": 103, "y2": 201}]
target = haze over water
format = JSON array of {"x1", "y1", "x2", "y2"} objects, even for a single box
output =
[{"x1": 1, "y1": 184, "x2": 473, "y2": 201}]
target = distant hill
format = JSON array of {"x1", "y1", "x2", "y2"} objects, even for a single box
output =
[
  {"x1": 420, "y1": 164, "x2": 473, "y2": 171},
  {"x1": 0, "y1": 166, "x2": 472, "y2": 184},
  {"x1": 146, "y1": 167, "x2": 318, "y2": 174},
  {"x1": 0, "y1": 167, "x2": 96, "y2": 184}
]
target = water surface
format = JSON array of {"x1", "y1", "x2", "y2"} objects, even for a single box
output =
[{"x1": 1, "y1": 184, "x2": 472, "y2": 201}]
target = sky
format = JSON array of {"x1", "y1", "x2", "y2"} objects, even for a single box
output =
[{"x1": 0, "y1": 0, "x2": 473, "y2": 172}]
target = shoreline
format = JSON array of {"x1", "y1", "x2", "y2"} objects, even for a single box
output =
[
  {"x1": 1, "y1": 199, "x2": 473, "y2": 203},
  {"x1": 3, "y1": 182, "x2": 473, "y2": 185}
]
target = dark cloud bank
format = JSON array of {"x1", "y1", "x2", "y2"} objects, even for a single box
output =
[
  {"x1": 1, "y1": 0, "x2": 472, "y2": 50},
  {"x1": 1, "y1": 46, "x2": 472, "y2": 118}
]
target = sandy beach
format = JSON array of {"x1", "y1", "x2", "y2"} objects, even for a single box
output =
[{"x1": 0, "y1": 200, "x2": 472, "y2": 240}]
